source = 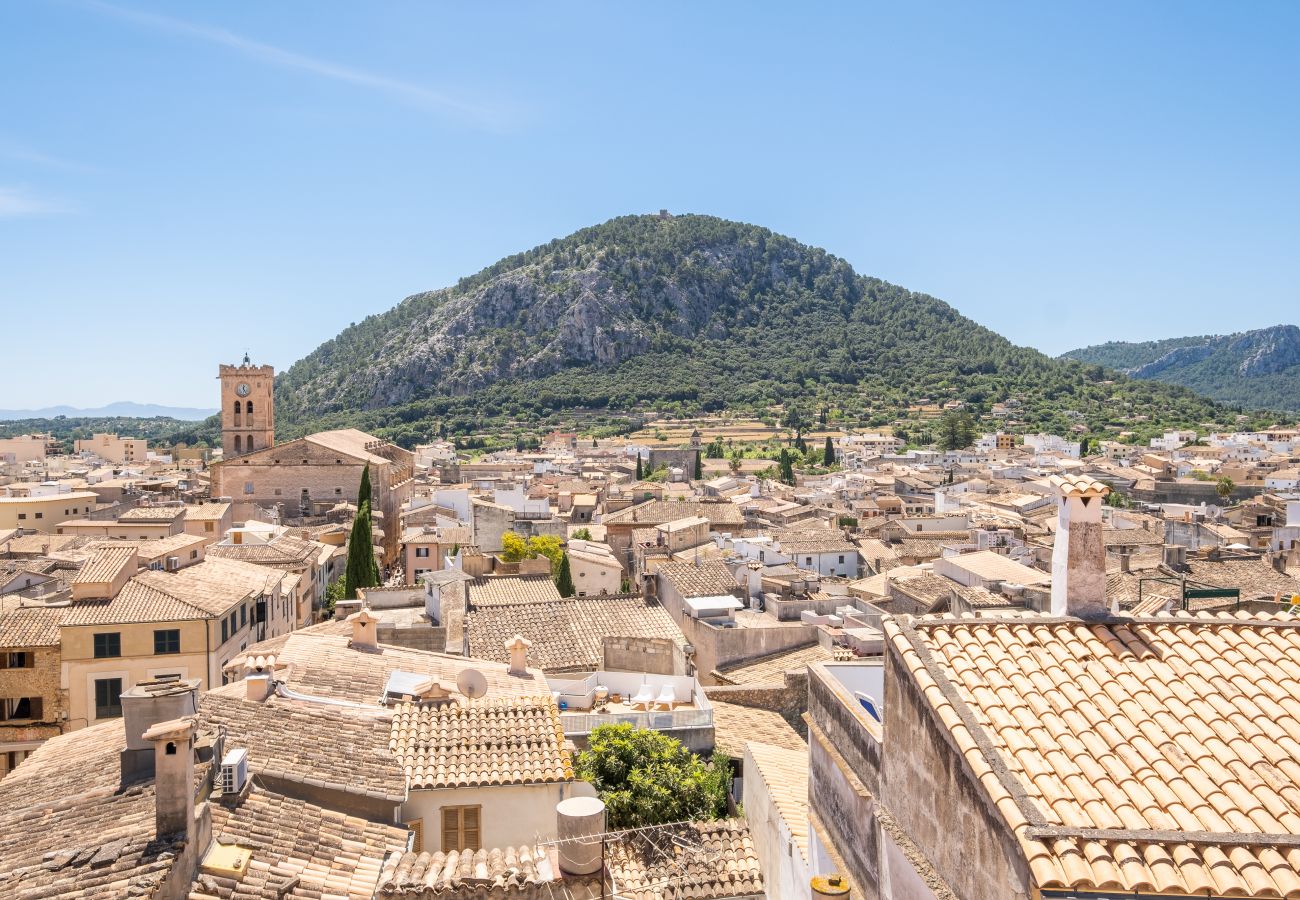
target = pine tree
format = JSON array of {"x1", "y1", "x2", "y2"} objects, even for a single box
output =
[
  {"x1": 635, "y1": 454, "x2": 643, "y2": 480},
  {"x1": 344, "y1": 500, "x2": 379, "y2": 599},
  {"x1": 823, "y1": 436, "x2": 835, "y2": 466},
  {"x1": 555, "y1": 552, "x2": 575, "y2": 597},
  {"x1": 693, "y1": 451, "x2": 703, "y2": 480},
  {"x1": 778, "y1": 449, "x2": 795, "y2": 485}
]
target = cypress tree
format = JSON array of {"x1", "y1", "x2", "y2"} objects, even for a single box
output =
[
  {"x1": 344, "y1": 500, "x2": 379, "y2": 599},
  {"x1": 823, "y1": 436, "x2": 835, "y2": 466},
  {"x1": 359, "y1": 463, "x2": 374, "y2": 511},
  {"x1": 635, "y1": 454, "x2": 643, "y2": 480},
  {"x1": 693, "y1": 451, "x2": 703, "y2": 480},
  {"x1": 555, "y1": 552, "x2": 575, "y2": 598}
]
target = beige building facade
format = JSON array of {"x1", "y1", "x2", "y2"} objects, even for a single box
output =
[
  {"x1": 219, "y1": 357, "x2": 275, "y2": 457},
  {"x1": 74, "y1": 433, "x2": 147, "y2": 464}
]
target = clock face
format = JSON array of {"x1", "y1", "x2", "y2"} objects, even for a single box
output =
[{"x1": 236, "y1": 383, "x2": 251, "y2": 397}]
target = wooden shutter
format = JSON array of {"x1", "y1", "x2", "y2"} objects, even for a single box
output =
[
  {"x1": 441, "y1": 806, "x2": 482, "y2": 852},
  {"x1": 403, "y1": 819, "x2": 423, "y2": 854},
  {"x1": 441, "y1": 807, "x2": 460, "y2": 852},
  {"x1": 462, "y1": 806, "x2": 481, "y2": 851}
]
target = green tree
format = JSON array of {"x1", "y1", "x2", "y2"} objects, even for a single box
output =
[
  {"x1": 359, "y1": 463, "x2": 374, "y2": 510},
  {"x1": 529, "y1": 535, "x2": 565, "y2": 575},
  {"x1": 1216, "y1": 476, "x2": 1235, "y2": 501},
  {"x1": 937, "y1": 411, "x2": 976, "y2": 451},
  {"x1": 555, "y1": 552, "x2": 575, "y2": 597},
  {"x1": 344, "y1": 501, "x2": 379, "y2": 599},
  {"x1": 572, "y1": 527, "x2": 593, "y2": 541},
  {"x1": 823, "y1": 435, "x2": 835, "y2": 466},
  {"x1": 693, "y1": 451, "x2": 703, "y2": 480},
  {"x1": 635, "y1": 454, "x2": 643, "y2": 480},
  {"x1": 778, "y1": 448, "x2": 795, "y2": 485},
  {"x1": 728, "y1": 448, "x2": 743, "y2": 473},
  {"x1": 323, "y1": 577, "x2": 345, "y2": 618},
  {"x1": 575, "y1": 724, "x2": 728, "y2": 828}
]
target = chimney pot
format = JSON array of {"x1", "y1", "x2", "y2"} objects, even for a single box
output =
[
  {"x1": 347, "y1": 606, "x2": 379, "y2": 651},
  {"x1": 142, "y1": 716, "x2": 196, "y2": 839},
  {"x1": 245, "y1": 674, "x2": 271, "y2": 702}
]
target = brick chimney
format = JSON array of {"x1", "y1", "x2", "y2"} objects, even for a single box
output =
[
  {"x1": 1048, "y1": 475, "x2": 1112, "y2": 619},
  {"x1": 505, "y1": 634, "x2": 532, "y2": 676},
  {"x1": 141, "y1": 716, "x2": 195, "y2": 839}
]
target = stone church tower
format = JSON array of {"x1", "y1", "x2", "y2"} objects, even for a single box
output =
[{"x1": 218, "y1": 354, "x2": 275, "y2": 457}]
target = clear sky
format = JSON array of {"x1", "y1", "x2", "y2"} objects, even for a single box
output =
[{"x1": 2, "y1": 1, "x2": 1297, "y2": 409}]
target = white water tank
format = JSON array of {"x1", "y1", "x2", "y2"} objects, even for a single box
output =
[{"x1": 556, "y1": 795, "x2": 605, "y2": 875}]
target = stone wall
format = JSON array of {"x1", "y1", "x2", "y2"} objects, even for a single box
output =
[
  {"x1": 704, "y1": 674, "x2": 808, "y2": 736},
  {"x1": 878, "y1": 636, "x2": 1032, "y2": 899},
  {"x1": 601, "y1": 636, "x2": 686, "y2": 676},
  {"x1": 0, "y1": 645, "x2": 67, "y2": 775}
]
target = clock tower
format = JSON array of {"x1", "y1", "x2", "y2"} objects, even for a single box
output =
[{"x1": 218, "y1": 354, "x2": 275, "y2": 457}]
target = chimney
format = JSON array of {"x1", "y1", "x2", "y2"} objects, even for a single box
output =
[
  {"x1": 347, "y1": 606, "x2": 379, "y2": 651},
  {"x1": 505, "y1": 634, "x2": 532, "y2": 675},
  {"x1": 120, "y1": 678, "x2": 200, "y2": 783},
  {"x1": 1048, "y1": 475, "x2": 1112, "y2": 619},
  {"x1": 245, "y1": 674, "x2": 271, "y2": 702},
  {"x1": 1162, "y1": 544, "x2": 1187, "y2": 571},
  {"x1": 141, "y1": 716, "x2": 195, "y2": 839}
]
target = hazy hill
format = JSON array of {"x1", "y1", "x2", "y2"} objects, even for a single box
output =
[
  {"x1": 1062, "y1": 325, "x2": 1300, "y2": 412},
  {"x1": 0, "y1": 402, "x2": 216, "y2": 422},
  {"x1": 272, "y1": 214, "x2": 1256, "y2": 444}
]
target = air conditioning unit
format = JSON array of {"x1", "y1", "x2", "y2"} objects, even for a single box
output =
[
  {"x1": 219, "y1": 748, "x2": 249, "y2": 795},
  {"x1": 165, "y1": 556, "x2": 180, "y2": 572}
]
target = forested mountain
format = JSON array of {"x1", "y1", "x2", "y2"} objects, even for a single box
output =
[
  {"x1": 273, "y1": 214, "x2": 1266, "y2": 445},
  {"x1": 1062, "y1": 325, "x2": 1300, "y2": 413}
]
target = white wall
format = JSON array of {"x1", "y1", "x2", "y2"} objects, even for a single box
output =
[{"x1": 400, "y1": 781, "x2": 597, "y2": 851}]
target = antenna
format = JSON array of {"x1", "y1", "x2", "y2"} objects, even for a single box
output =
[{"x1": 456, "y1": 668, "x2": 488, "y2": 699}]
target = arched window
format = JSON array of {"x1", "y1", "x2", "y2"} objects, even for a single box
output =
[
  {"x1": 246, "y1": 400, "x2": 254, "y2": 414},
  {"x1": 233, "y1": 434, "x2": 242, "y2": 454},
  {"x1": 233, "y1": 399, "x2": 241, "y2": 426},
  {"x1": 246, "y1": 435, "x2": 255, "y2": 452}
]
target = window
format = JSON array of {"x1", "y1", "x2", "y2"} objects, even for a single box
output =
[
  {"x1": 234, "y1": 435, "x2": 242, "y2": 454},
  {"x1": 16, "y1": 513, "x2": 25, "y2": 521},
  {"x1": 240, "y1": 605, "x2": 247, "y2": 627},
  {"x1": 0, "y1": 697, "x2": 41, "y2": 721},
  {"x1": 34, "y1": 512, "x2": 42, "y2": 519},
  {"x1": 245, "y1": 400, "x2": 254, "y2": 414},
  {"x1": 205, "y1": 522, "x2": 214, "y2": 533},
  {"x1": 93, "y1": 632, "x2": 121, "y2": 659},
  {"x1": 244, "y1": 481, "x2": 254, "y2": 495},
  {"x1": 246, "y1": 435, "x2": 255, "y2": 451},
  {"x1": 253, "y1": 599, "x2": 266, "y2": 624},
  {"x1": 0, "y1": 652, "x2": 32, "y2": 669},
  {"x1": 441, "y1": 806, "x2": 481, "y2": 852},
  {"x1": 190, "y1": 550, "x2": 198, "y2": 560},
  {"x1": 335, "y1": 487, "x2": 342, "y2": 494},
  {"x1": 806, "y1": 557, "x2": 813, "y2": 566},
  {"x1": 94, "y1": 677, "x2": 123, "y2": 719},
  {"x1": 415, "y1": 547, "x2": 429, "y2": 558},
  {"x1": 404, "y1": 819, "x2": 425, "y2": 853},
  {"x1": 838, "y1": 555, "x2": 846, "y2": 564},
  {"x1": 153, "y1": 629, "x2": 180, "y2": 655},
  {"x1": 221, "y1": 618, "x2": 229, "y2": 643}
]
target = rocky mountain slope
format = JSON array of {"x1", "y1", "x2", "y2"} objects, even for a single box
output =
[
  {"x1": 273, "y1": 214, "x2": 1253, "y2": 443},
  {"x1": 1062, "y1": 325, "x2": 1300, "y2": 412}
]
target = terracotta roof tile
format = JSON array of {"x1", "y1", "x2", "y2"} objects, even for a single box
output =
[
  {"x1": 374, "y1": 845, "x2": 560, "y2": 896},
  {"x1": 713, "y1": 643, "x2": 833, "y2": 685},
  {"x1": 888, "y1": 613, "x2": 1300, "y2": 898},
  {"x1": 388, "y1": 697, "x2": 574, "y2": 789},
  {"x1": 745, "y1": 741, "x2": 810, "y2": 856},
  {"x1": 710, "y1": 701, "x2": 805, "y2": 757},
  {"x1": 603, "y1": 819, "x2": 763, "y2": 900}
]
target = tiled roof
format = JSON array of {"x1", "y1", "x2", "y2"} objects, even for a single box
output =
[
  {"x1": 602, "y1": 499, "x2": 744, "y2": 528},
  {"x1": 240, "y1": 630, "x2": 549, "y2": 705},
  {"x1": 466, "y1": 575, "x2": 562, "y2": 608},
  {"x1": 713, "y1": 643, "x2": 832, "y2": 685},
  {"x1": 0, "y1": 603, "x2": 67, "y2": 647},
  {"x1": 63, "y1": 580, "x2": 213, "y2": 625},
  {"x1": 188, "y1": 785, "x2": 407, "y2": 900},
  {"x1": 388, "y1": 698, "x2": 574, "y2": 789},
  {"x1": 465, "y1": 596, "x2": 684, "y2": 673},
  {"x1": 199, "y1": 688, "x2": 406, "y2": 802},
  {"x1": 745, "y1": 741, "x2": 810, "y2": 856},
  {"x1": 657, "y1": 560, "x2": 739, "y2": 599},
  {"x1": 71, "y1": 545, "x2": 136, "y2": 585},
  {"x1": 0, "y1": 718, "x2": 186, "y2": 898},
  {"x1": 118, "y1": 505, "x2": 184, "y2": 522},
  {"x1": 887, "y1": 612, "x2": 1300, "y2": 898},
  {"x1": 1180, "y1": 555, "x2": 1300, "y2": 603},
  {"x1": 135, "y1": 557, "x2": 281, "y2": 616},
  {"x1": 710, "y1": 700, "x2": 805, "y2": 757},
  {"x1": 183, "y1": 502, "x2": 231, "y2": 521},
  {"x1": 952, "y1": 584, "x2": 1015, "y2": 609},
  {"x1": 374, "y1": 846, "x2": 559, "y2": 896},
  {"x1": 604, "y1": 819, "x2": 763, "y2": 900},
  {"x1": 206, "y1": 534, "x2": 320, "y2": 569}
]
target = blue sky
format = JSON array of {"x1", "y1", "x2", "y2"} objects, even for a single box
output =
[{"x1": 2, "y1": 2, "x2": 1297, "y2": 409}]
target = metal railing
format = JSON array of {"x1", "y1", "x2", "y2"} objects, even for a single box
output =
[{"x1": 560, "y1": 708, "x2": 713, "y2": 735}]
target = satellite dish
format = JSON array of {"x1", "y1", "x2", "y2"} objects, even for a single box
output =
[{"x1": 456, "y1": 668, "x2": 488, "y2": 699}]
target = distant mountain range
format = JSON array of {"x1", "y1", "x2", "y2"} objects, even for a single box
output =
[
  {"x1": 1061, "y1": 325, "x2": 1300, "y2": 413},
  {"x1": 0, "y1": 402, "x2": 217, "y2": 422}
]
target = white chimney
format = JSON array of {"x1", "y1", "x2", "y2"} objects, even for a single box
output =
[
  {"x1": 141, "y1": 716, "x2": 195, "y2": 839},
  {"x1": 347, "y1": 606, "x2": 379, "y2": 651},
  {"x1": 1048, "y1": 475, "x2": 1112, "y2": 619},
  {"x1": 505, "y1": 634, "x2": 532, "y2": 676},
  {"x1": 245, "y1": 674, "x2": 271, "y2": 702}
]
